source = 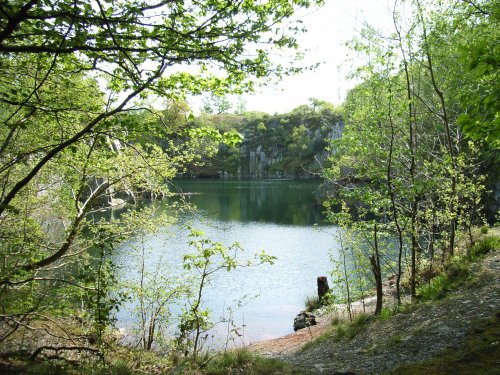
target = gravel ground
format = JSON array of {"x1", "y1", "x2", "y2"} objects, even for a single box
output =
[{"x1": 250, "y1": 252, "x2": 500, "y2": 374}]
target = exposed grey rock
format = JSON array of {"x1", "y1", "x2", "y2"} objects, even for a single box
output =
[{"x1": 294, "y1": 311, "x2": 317, "y2": 331}]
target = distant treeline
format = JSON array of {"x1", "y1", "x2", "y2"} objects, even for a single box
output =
[{"x1": 179, "y1": 98, "x2": 344, "y2": 178}]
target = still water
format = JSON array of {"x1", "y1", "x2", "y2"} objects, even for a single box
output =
[{"x1": 115, "y1": 179, "x2": 339, "y2": 346}]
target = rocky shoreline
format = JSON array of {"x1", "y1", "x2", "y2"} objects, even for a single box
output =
[{"x1": 248, "y1": 252, "x2": 500, "y2": 374}]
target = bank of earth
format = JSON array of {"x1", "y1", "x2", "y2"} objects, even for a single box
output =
[{"x1": 250, "y1": 248, "x2": 500, "y2": 374}]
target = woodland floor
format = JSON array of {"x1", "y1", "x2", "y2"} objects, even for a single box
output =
[{"x1": 249, "y1": 251, "x2": 500, "y2": 374}]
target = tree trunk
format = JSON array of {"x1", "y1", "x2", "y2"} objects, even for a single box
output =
[
  {"x1": 317, "y1": 276, "x2": 330, "y2": 302},
  {"x1": 370, "y1": 224, "x2": 383, "y2": 315}
]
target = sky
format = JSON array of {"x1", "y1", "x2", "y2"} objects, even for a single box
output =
[{"x1": 190, "y1": 0, "x2": 396, "y2": 115}]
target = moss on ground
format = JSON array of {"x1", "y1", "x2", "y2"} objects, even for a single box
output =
[{"x1": 390, "y1": 313, "x2": 500, "y2": 375}]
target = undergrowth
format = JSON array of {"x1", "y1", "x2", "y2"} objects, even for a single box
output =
[
  {"x1": 304, "y1": 295, "x2": 322, "y2": 312},
  {"x1": 416, "y1": 257, "x2": 470, "y2": 301},
  {"x1": 3, "y1": 231, "x2": 497, "y2": 374},
  {"x1": 470, "y1": 236, "x2": 500, "y2": 258},
  {"x1": 0, "y1": 348, "x2": 298, "y2": 375},
  {"x1": 378, "y1": 303, "x2": 415, "y2": 322},
  {"x1": 203, "y1": 348, "x2": 297, "y2": 375},
  {"x1": 333, "y1": 313, "x2": 372, "y2": 341},
  {"x1": 417, "y1": 234, "x2": 499, "y2": 302},
  {"x1": 301, "y1": 312, "x2": 372, "y2": 353}
]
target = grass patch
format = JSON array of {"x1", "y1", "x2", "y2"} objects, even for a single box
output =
[
  {"x1": 417, "y1": 274, "x2": 453, "y2": 300},
  {"x1": 418, "y1": 231, "x2": 498, "y2": 301},
  {"x1": 0, "y1": 359, "x2": 75, "y2": 375},
  {"x1": 378, "y1": 303, "x2": 416, "y2": 322},
  {"x1": 301, "y1": 313, "x2": 374, "y2": 353},
  {"x1": 390, "y1": 314, "x2": 500, "y2": 374},
  {"x1": 204, "y1": 348, "x2": 297, "y2": 374},
  {"x1": 379, "y1": 307, "x2": 394, "y2": 321},
  {"x1": 417, "y1": 257, "x2": 470, "y2": 301},
  {"x1": 304, "y1": 291, "x2": 332, "y2": 312},
  {"x1": 0, "y1": 357, "x2": 126, "y2": 375},
  {"x1": 0, "y1": 346, "x2": 175, "y2": 375},
  {"x1": 388, "y1": 334, "x2": 404, "y2": 346},
  {"x1": 300, "y1": 330, "x2": 334, "y2": 352},
  {"x1": 0, "y1": 344, "x2": 298, "y2": 375},
  {"x1": 471, "y1": 236, "x2": 500, "y2": 258},
  {"x1": 304, "y1": 294, "x2": 322, "y2": 312},
  {"x1": 333, "y1": 313, "x2": 372, "y2": 342}
]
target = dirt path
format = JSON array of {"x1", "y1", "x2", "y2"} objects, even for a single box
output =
[{"x1": 249, "y1": 252, "x2": 500, "y2": 374}]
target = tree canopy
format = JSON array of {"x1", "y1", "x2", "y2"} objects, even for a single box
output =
[
  {"x1": 0, "y1": 0, "x2": 323, "y2": 363},
  {"x1": 323, "y1": 0, "x2": 496, "y2": 312}
]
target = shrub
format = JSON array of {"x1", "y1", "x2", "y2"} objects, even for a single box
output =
[
  {"x1": 304, "y1": 295, "x2": 322, "y2": 312},
  {"x1": 205, "y1": 348, "x2": 293, "y2": 374},
  {"x1": 417, "y1": 258, "x2": 470, "y2": 301},
  {"x1": 480, "y1": 225, "x2": 489, "y2": 234},
  {"x1": 471, "y1": 236, "x2": 500, "y2": 258}
]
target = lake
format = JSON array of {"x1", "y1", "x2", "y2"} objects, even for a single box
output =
[{"x1": 114, "y1": 179, "x2": 339, "y2": 347}]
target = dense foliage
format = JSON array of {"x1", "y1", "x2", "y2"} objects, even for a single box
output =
[
  {"x1": 185, "y1": 98, "x2": 343, "y2": 177},
  {"x1": 0, "y1": 0, "x2": 497, "y2": 372},
  {"x1": 324, "y1": 0, "x2": 498, "y2": 313},
  {"x1": 0, "y1": 0, "x2": 322, "y2": 368}
]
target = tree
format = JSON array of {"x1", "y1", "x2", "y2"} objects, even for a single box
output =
[
  {"x1": 0, "y1": 0, "x2": 323, "y2": 360},
  {"x1": 0, "y1": 0, "x2": 323, "y2": 214},
  {"x1": 235, "y1": 96, "x2": 248, "y2": 115},
  {"x1": 449, "y1": 0, "x2": 500, "y2": 147},
  {"x1": 201, "y1": 93, "x2": 233, "y2": 115},
  {"x1": 118, "y1": 208, "x2": 188, "y2": 351},
  {"x1": 177, "y1": 227, "x2": 275, "y2": 361},
  {"x1": 324, "y1": 0, "x2": 489, "y2": 307}
]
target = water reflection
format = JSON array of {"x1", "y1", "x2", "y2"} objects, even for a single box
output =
[
  {"x1": 169, "y1": 179, "x2": 325, "y2": 225},
  {"x1": 114, "y1": 179, "x2": 338, "y2": 346}
]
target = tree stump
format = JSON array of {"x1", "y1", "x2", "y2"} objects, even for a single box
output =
[{"x1": 317, "y1": 276, "x2": 330, "y2": 300}]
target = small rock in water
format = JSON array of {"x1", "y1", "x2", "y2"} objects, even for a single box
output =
[{"x1": 294, "y1": 311, "x2": 317, "y2": 331}]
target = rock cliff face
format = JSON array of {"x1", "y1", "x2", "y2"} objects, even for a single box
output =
[
  {"x1": 237, "y1": 121, "x2": 344, "y2": 179},
  {"x1": 180, "y1": 102, "x2": 345, "y2": 179},
  {"x1": 238, "y1": 143, "x2": 283, "y2": 178}
]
